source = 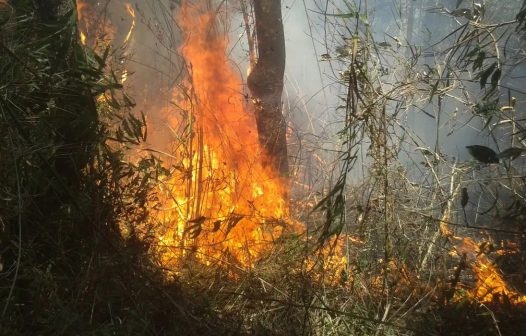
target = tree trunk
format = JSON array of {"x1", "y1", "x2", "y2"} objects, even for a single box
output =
[{"x1": 247, "y1": 0, "x2": 288, "y2": 177}]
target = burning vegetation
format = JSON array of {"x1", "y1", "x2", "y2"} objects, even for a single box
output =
[
  {"x1": 2, "y1": 0, "x2": 526, "y2": 334},
  {"x1": 79, "y1": 0, "x2": 526, "y2": 318},
  {"x1": 76, "y1": 0, "x2": 526, "y2": 304},
  {"x1": 147, "y1": 2, "x2": 298, "y2": 269}
]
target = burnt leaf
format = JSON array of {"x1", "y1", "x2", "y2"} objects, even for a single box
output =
[
  {"x1": 472, "y1": 50, "x2": 485, "y2": 71},
  {"x1": 466, "y1": 145, "x2": 499, "y2": 163},
  {"x1": 497, "y1": 147, "x2": 525, "y2": 161},
  {"x1": 490, "y1": 67, "x2": 501, "y2": 89}
]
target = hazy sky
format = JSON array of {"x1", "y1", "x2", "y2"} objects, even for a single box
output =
[{"x1": 100, "y1": 0, "x2": 525, "y2": 179}]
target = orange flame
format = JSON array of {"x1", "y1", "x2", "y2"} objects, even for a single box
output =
[
  {"x1": 150, "y1": 1, "x2": 300, "y2": 270},
  {"x1": 450, "y1": 234, "x2": 526, "y2": 304},
  {"x1": 73, "y1": 0, "x2": 350, "y2": 282},
  {"x1": 305, "y1": 236, "x2": 352, "y2": 285},
  {"x1": 438, "y1": 204, "x2": 524, "y2": 303}
]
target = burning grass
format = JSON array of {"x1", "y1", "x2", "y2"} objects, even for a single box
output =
[
  {"x1": 146, "y1": 1, "x2": 300, "y2": 271},
  {"x1": 66, "y1": 0, "x2": 526, "y2": 334}
]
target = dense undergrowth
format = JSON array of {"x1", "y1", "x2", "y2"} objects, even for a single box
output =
[{"x1": 0, "y1": 2, "x2": 223, "y2": 334}]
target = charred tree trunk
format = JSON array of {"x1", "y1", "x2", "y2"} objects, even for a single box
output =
[{"x1": 247, "y1": 0, "x2": 288, "y2": 177}]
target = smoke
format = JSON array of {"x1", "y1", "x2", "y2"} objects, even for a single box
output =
[
  {"x1": 89, "y1": 0, "x2": 525, "y2": 185},
  {"x1": 78, "y1": 0, "x2": 185, "y2": 151}
]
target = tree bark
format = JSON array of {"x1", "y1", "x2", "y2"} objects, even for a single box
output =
[{"x1": 247, "y1": 0, "x2": 288, "y2": 177}]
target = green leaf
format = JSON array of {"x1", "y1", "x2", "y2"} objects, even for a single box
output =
[{"x1": 93, "y1": 52, "x2": 105, "y2": 69}]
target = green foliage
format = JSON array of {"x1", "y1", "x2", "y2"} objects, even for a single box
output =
[{"x1": 0, "y1": 3, "x2": 222, "y2": 334}]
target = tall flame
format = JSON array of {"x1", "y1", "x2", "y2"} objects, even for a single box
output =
[{"x1": 150, "y1": 1, "x2": 298, "y2": 269}]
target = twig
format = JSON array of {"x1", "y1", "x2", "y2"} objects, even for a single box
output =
[
  {"x1": 480, "y1": 303, "x2": 502, "y2": 336},
  {"x1": 420, "y1": 161, "x2": 462, "y2": 272}
]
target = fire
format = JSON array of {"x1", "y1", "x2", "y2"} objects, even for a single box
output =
[
  {"x1": 449, "y1": 233, "x2": 526, "y2": 304},
  {"x1": 76, "y1": 0, "x2": 88, "y2": 45},
  {"x1": 73, "y1": 0, "x2": 297, "y2": 270},
  {"x1": 73, "y1": 2, "x2": 526, "y2": 304},
  {"x1": 438, "y1": 200, "x2": 525, "y2": 303},
  {"x1": 76, "y1": 1, "x2": 134, "y2": 85},
  {"x1": 79, "y1": 31, "x2": 87, "y2": 45},
  {"x1": 149, "y1": 1, "x2": 299, "y2": 270},
  {"x1": 123, "y1": 3, "x2": 136, "y2": 44},
  {"x1": 75, "y1": 0, "x2": 118, "y2": 48},
  {"x1": 305, "y1": 236, "x2": 354, "y2": 285},
  {"x1": 121, "y1": 69, "x2": 128, "y2": 83}
]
